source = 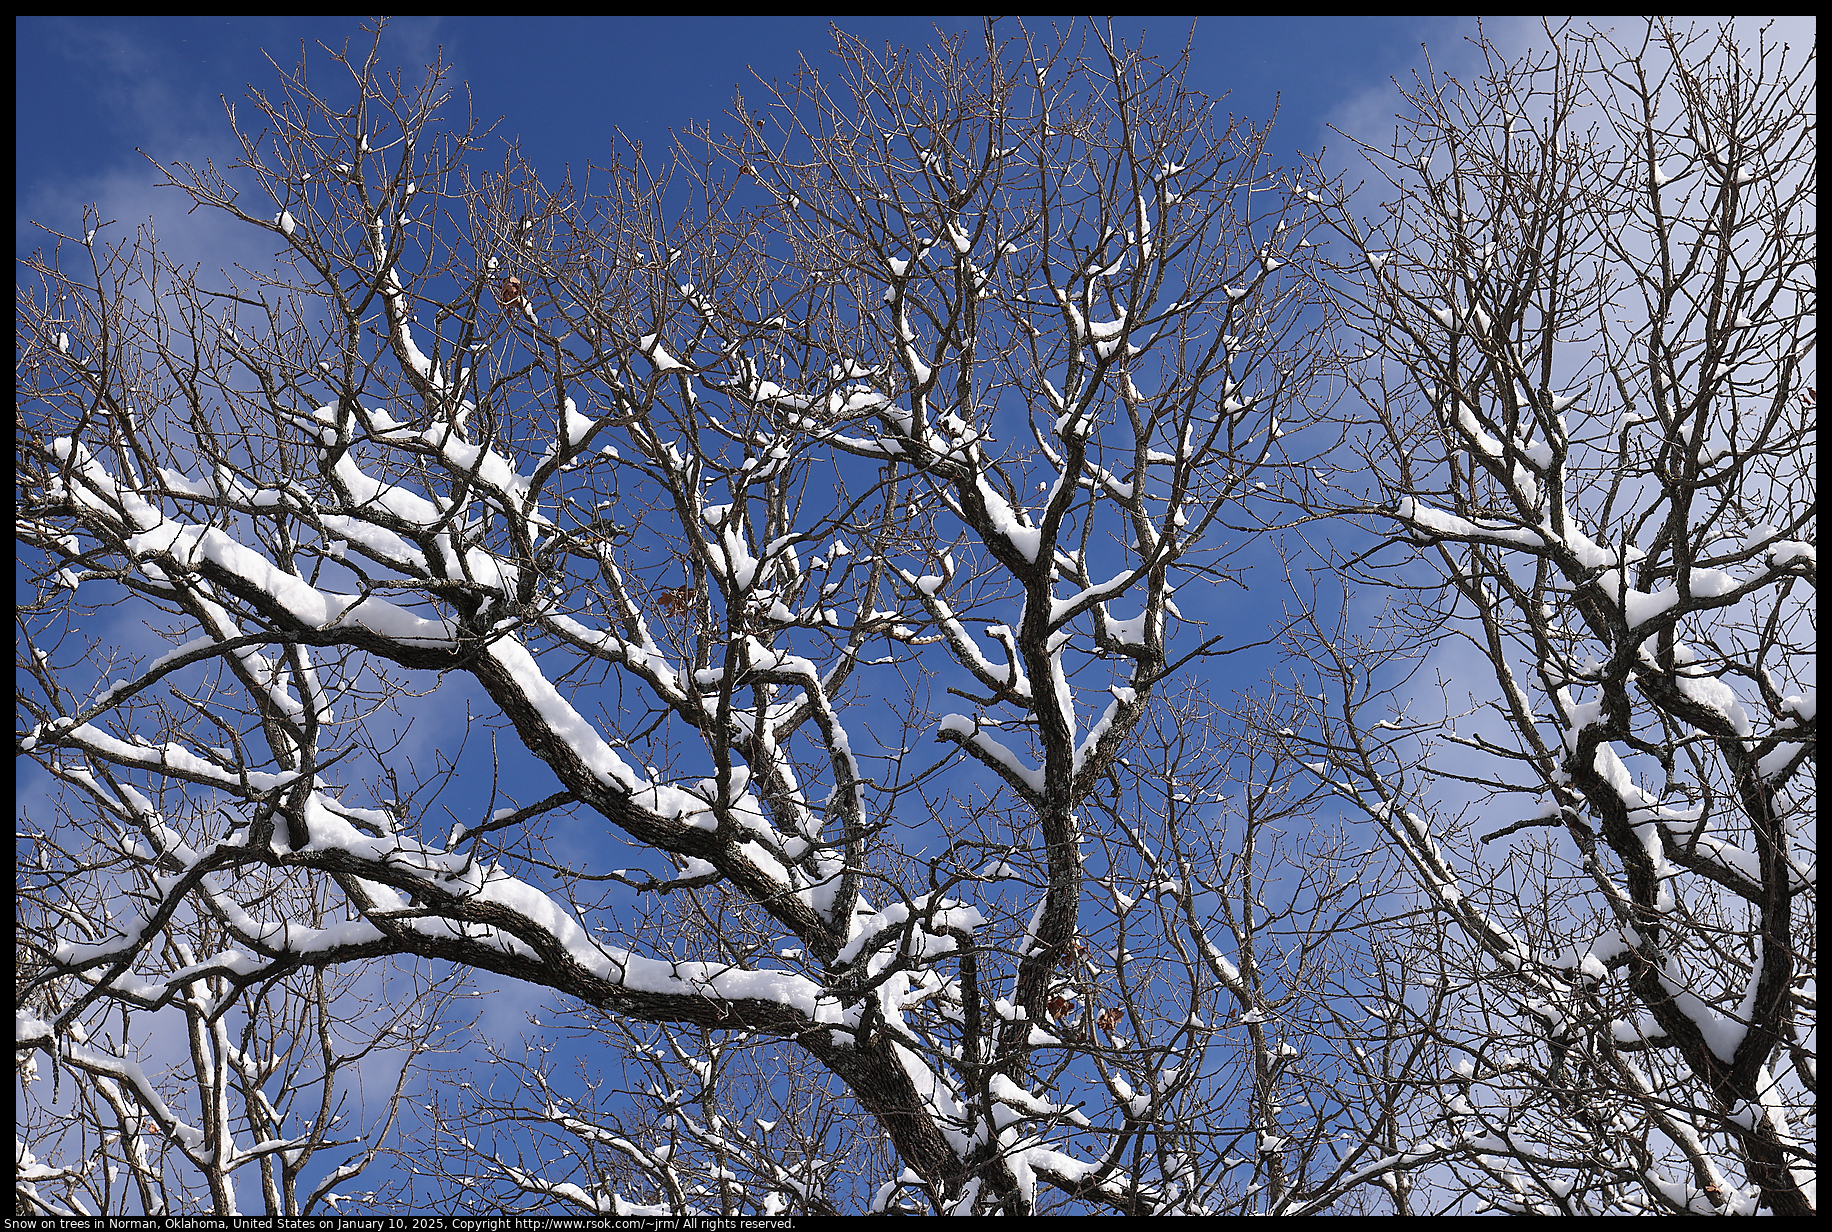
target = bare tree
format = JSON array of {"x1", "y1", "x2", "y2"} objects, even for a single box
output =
[
  {"x1": 16, "y1": 841, "x2": 468, "y2": 1216},
  {"x1": 14, "y1": 20, "x2": 1401, "y2": 1216},
  {"x1": 1280, "y1": 19, "x2": 1815, "y2": 1214}
]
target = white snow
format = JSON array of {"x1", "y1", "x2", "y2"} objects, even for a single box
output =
[
  {"x1": 939, "y1": 714, "x2": 1044, "y2": 794},
  {"x1": 1767, "y1": 540, "x2": 1814, "y2": 567},
  {"x1": 1394, "y1": 497, "x2": 1544, "y2": 548},
  {"x1": 640, "y1": 334, "x2": 687, "y2": 372}
]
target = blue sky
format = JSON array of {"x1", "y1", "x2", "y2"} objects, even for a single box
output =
[
  {"x1": 11, "y1": 14, "x2": 1557, "y2": 1214},
  {"x1": 18, "y1": 0, "x2": 1814, "y2": 1153},
  {"x1": 14, "y1": 11, "x2": 1504, "y2": 858},
  {"x1": 17, "y1": 16, "x2": 1490, "y2": 256}
]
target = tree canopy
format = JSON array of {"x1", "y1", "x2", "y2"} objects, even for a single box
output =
[{"x1": 17, "y1": 17, "x2": 1814, "y2": 1216}]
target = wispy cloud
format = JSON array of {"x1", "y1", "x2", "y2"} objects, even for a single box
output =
[{"x1": 18, "y1": 18, "x2": 451, "y2": 268}]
